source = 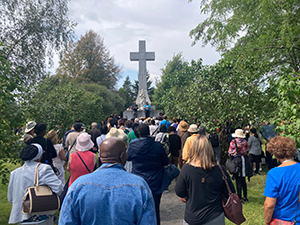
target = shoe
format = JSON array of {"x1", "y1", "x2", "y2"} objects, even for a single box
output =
[
  {"x1": 242, "y1": 198, "x2": 249, "y2": 203},
  {"x1": 259, "y1": 168, "x2": 262, "y2": 171},
  {"x1": 254, "y1": 172, "x2": 260, "y2": 176},
  {"x1": 181, "y1": 198, "x2": 187, "y2": 203}
]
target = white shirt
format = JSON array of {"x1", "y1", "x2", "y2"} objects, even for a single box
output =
[
  {"x1": 53, "y1": 144, "x2": 64, "y2": 168},
  {"x1": 7, "y1": 161, "x2": 63, "y2": 224}
]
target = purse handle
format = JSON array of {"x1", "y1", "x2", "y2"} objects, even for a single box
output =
[
  {"x1": 34, "y1": 162, "x2": 41, "y2": 187},
  {"x1": 218, "y1": 164, "x2": 233, "y2": 195}
]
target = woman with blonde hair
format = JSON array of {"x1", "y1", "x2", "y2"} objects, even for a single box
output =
[
  {"x1": 175, "y1": 135, "x2": 235, "y2": 225},
  {"x1": 46, "y1": 130, "x2": 66, "y2": 184}
]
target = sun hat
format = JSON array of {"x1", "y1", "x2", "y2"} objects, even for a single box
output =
[
  {"x1": 25, "y1": 121, "x2": 36, "y2": 133},
  {"x1": 106, "y1": 127, "x2": 126, "y2": 139},
  {"x1": 76, "y1": 132, "x2": 94, "y2": 151},
  {"x1": 178, "y1": 121, "x2": 189, "y2": 132},
  {"x1": 187, "y1": 124, "x2": 199, "y2": 133},
  {"x1": 232, "y1": 129, "x2": 246, "y2": 138}
]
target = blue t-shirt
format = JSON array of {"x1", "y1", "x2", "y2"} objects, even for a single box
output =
[
  {"x1": 143, "y1": 104, "x2": 151, "y2": 111},
  {"x1": 264, "y1": 163, "x2": 300, "y2": 223}
]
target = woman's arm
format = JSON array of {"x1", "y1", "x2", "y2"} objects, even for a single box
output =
[
  {"x1": 59, "y1": 148, "x2": 66, "y2": 161},
  {"x1": 264, "y1": 197, "x2": 276, "y2": 225},
  {"x1": 175, "y1": 167, "x2": 187, "y2": 198}
]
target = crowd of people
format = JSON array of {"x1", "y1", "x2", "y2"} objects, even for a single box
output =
[{"x1": 7, "y1": 114, "x2": 300, "y2": 225}]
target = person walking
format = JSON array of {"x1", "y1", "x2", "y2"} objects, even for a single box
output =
[
  {"x1": 175, "y1": 135, "x2": 235, "y2": 225},
  {"x1": 59, "y1": 137, "x2": 156, "y2": 225},
  {"x1": 127, "y1": 124, "x2": 170, "y2": 225}
]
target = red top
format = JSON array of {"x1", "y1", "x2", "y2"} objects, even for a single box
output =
[{"x1": 69, "y1": 151, "x2": 95, "y2": 187}]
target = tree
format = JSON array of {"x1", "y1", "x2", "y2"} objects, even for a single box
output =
[
  {"x1": 0, "y1": 0, "x2": 75, "y2": 85},
  {"x1": 153, "y1": 53, "x2": 186, "y2": 109},
  {"x1": 190, "y1": 0, "x2": 300, "y2": 72},
  {"x1": 189, "y1": 0, "x2": 300, "y2": 141},
  {"x1": 56, "y1": 30, "x2": 121, "y2": 90},
  {"x1": 118, "y1": 76, "x2": 134, "y2": 109},
  {"x1": 0, "y1": 45, "x2": 24, "y2": 184},
  {"x1": 23, "y1": 76, "x2": 105, "y2": 137}
]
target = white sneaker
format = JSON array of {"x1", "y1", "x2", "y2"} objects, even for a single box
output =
[{"x1": 259, "y1": 168, "x2": 262, "y2": 171}]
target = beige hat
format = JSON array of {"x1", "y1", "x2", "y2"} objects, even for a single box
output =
[
  {"x1": 232, "y1": 129, "x2": 246, "y2": 138},
  {"x1": 106, "y1": 127, "x2": 127, "y2": 141},
  {"x1": 187, "y1": 124, "x2": 199, "y2": 133},
  {"x1": 178, "y1": 121, "x2": 189, "y2": 132},
  {"x1": 25, "y1": 121, "x2": 36, "y2": 133},
  {"x1": 76, "y1": 132, "x2": 94, "y2": 151}
]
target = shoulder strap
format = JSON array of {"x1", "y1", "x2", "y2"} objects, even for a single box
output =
[
  {"x1": 76, "y1": 152, "x2": 91, "y2": 173},
  {"x1": 34, "y1": 163, "x2": 41, "y2": 186},
  {"x1": 218, "y1": 164, "x2": 232, "y2": 194},
  {"x1": 152, "y1": 126, "x2": 159, "y2": 136}
]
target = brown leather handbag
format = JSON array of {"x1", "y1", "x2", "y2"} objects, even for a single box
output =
[
  {"x1": 218, "y1": 164, "x2": 246, "y2": 225},
  {"x1": 22, "y1": 163, "x2": 60, "y2": 214}
]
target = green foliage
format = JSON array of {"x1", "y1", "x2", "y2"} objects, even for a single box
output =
[
  {"x1": 190, "y1": 0, "x2": 300, "y2": 72},
  {"x1": 0, "y1": 45, "x2": 24, "y2": 184},
  {"x1": 56, "y1": 30, "x2": 121, "y2": 90},
  {"x1": 79, "y1": 83, "x2": 125, "y2": 117},
  {"x1": 0, "y1": 0, "x2": 76, "y2": 85},
  {"x1": 153, "y1": 53, "x2": 186, "y2": 109},
  {"x1": 23, "y1": 76, "x2": 105, "y2": 137},
  {"x1": 271, "y1": 71, "x2": 300, "y2": 145},
  {"x1": 118, "y1": 76, "x2": 135, "y2": 109}
]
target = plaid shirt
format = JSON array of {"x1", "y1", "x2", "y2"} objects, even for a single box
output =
[{"x1": 228, "y1": 138, "x2": 249, "y2": 157}]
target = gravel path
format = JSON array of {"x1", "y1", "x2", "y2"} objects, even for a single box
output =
[{"x1": 160, "y1": 180, "x2": 185, "y2": 225}]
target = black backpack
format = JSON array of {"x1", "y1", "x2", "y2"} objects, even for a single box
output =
[{"x1": 209, "y1": 133, "x2": 219, "y2": 147}]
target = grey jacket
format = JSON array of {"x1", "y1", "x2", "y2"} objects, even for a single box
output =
[{"x1": 248, "y1": 135, "x2": 262, "y2": 155}]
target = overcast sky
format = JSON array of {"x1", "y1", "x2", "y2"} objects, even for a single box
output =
[{"x1": 54, "y1": 0, "x2": 221, "y2": 87}]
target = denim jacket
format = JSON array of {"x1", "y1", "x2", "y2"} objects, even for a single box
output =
[{"x1": 59, "y1": 163, "x2": 156, "y2": 225}]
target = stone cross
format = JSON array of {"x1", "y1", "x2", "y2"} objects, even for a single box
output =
[{"x1": 130, "y1": 40, "x2": 155, "y2": 109}]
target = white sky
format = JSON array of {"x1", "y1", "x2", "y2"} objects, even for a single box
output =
[{"x1": 52, "y1": 0, "x2": 221, "y2": 87}]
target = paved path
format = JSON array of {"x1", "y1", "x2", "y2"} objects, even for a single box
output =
[{"x1": 160, "y1": 180, "x2": 185, "y2": 225}]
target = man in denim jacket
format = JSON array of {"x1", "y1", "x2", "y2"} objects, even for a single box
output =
[{"x1": 59, "y1": 137, "x2": 156, "y2": 225}]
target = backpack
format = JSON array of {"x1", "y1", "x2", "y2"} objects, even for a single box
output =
[
  {"x1": 155, "y1": 133, "x2": 170, "y2": 155},
  {"x1": 209, "y1": 133, "x2": 219, "y2": 147}
]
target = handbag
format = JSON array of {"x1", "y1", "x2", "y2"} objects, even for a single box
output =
[
  {"x1": 159, "y1": 164, "x2": 180, "y2": 193},
  {"x1": 22, "y1": 163, "x2": 60, "y2": 214},
  {"x1": 218, "y1": 164, "x2": 246, "y2": 225}
]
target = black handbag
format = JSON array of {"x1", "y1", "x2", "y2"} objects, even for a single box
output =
[{"x1": 22, "y1": 163, "x2": 60, "y2": 214}]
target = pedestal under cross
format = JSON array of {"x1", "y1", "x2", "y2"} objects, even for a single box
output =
[{"x1": 130, "y1": 40, "x2": 155, "y2": 109}]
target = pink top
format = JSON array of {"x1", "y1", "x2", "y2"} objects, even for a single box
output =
[{"x1": 69, "y1": 151, "x2": 95, "y2": 187}]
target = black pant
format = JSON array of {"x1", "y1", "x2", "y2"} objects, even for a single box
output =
[
  {"x1": 153, "y1": 193, "x2": 162, "y2": 225},
  {"x1": 235, "y1": 176, "x2": 247, "y2": 199},
  {"x1": 249, "y1": 154, "x2": 260, "y2": 174},
  {"x1": 145, "y1": 110, "x2": 150, "y2": 118}
]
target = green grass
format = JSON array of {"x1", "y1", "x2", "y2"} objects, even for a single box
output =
[{"x1": 1, "y1": 162, "x2": 267, "y2": 224}]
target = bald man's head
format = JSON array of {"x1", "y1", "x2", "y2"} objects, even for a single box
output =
[{"x1": 100, "y1": 137, "x2": 127, "y2": 165}]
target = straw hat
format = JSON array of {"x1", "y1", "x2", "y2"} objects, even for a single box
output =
[
  {"x1": 187, "y1": 124, "x2": 199, "y2": 133},
  {"x1": 178, "y1": 121, "x2": 189, "y2": 132},
  {"x1": 76, "y1": 132, "x2": 94, "y2": 151},
  {"x1": 232, "y1": 129, "x2": 246, "y2": 138},
  {"x1": 25, "y1": 121, "x2": 36, "y2": 133},
  {"x1": 105, "y1": 127, "x2": 127, "y2": 144}
]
